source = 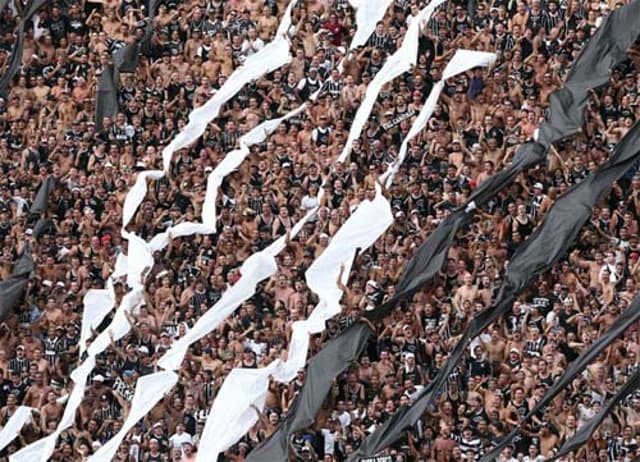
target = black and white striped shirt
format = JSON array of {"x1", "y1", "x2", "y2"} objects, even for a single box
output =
[
  {"x1": 542, "y1": 11, "x2": 564, "y2": 33},
  {"x1": 221, "y1": 129, "x2": 239, "y2": 151},
  {"x1": 458, "y1": 435, "x2": 483, "y2": 460},
  {"x1": 319, "y1": 78, "x2": 344, "y2": 99},
  {"x1": 367, "y1": 32, "x2": 389, "y2": 51}
]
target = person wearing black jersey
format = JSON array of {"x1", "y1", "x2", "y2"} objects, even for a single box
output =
[
  {"x1": 398, "y1": 352, "x2": 424, "y2": 386},
  {"x1": 361, "y1": 48, "x2": 384, "y2": 78},
  {"x1": 311, "y1": 115, "x2": 332, "y2": 146},
  {"x1": 524, "y1": 326, "x2": 545, "y2": 358},
  {"x1": 296, "y1": 67, "x2": 322, "y2": 101},
  {"x1": 451, "y1": 5, "x2": 471, "y2": 34},
  {"x1": 271, "y1": 205, "x2": 293, "y2": 239},
  {"x1": 512, "y1": 204, "x2": 534, "y2": 240}
]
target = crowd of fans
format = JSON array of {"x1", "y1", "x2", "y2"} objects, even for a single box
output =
[{"x1": 1, "y1": 0, "x2": 640, "y2": 460}]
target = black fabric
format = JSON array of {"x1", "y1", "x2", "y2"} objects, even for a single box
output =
[
  {"x1": 32, "y1": 218, "x2": 55, "y2": 239},
  {"x1": 0, "y1": 247, "x2": 34, "y2": 323},
  {"x1": 29, "y1": 176, "x2": 56, "y2": 215},
  {"x1": 94, "y1": 0, "x2": 159, "y2": 129},
  {"x1": 546, "y1": 369, "x2": 640, "y2": 462},
  {"x1": 537, "y1": 0, "x2": 640, "y2": 145},
  {"x1": 0, "y1": 274, "x2": 30, "y2": 323},
  {"x1": 247, "y1": 323, "x2": 372, "y2": 461},
  {"x1": 95, "y1": 64, "x2": 120, "y2": 131},
  {"x1": 0, "y1": 0, "x2": 47, "y2": 99},
  {"x1": 481, "y1": 293, "x2": 640, "y2": 460},
  {"x1": 248, "y1": 3, "x2": 640, "y2": 460},
  {"x1": 349, "y1": 120, "x2": 640, "y2": 461}
]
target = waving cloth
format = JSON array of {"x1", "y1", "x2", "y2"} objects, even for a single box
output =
[
  {"x1": 546, "y1": 368, "x2": 640, "y2": 462},
  {"x1": 0, "y1": 0, "x2": 47, "y2": 98},
  {"x1": 250, "y1": 2, "x2": 640, "y2": 460},
  {"x1": 348, "y1": 118, "x2": 640, "y2": 461},
  {"x1": 481, "y1": 292, "x2": 640, "y2": 460}
]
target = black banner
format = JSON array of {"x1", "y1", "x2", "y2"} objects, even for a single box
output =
[
  {"x1": 480, "y1": 293, "x2": 640, "y2": 460},
  {"x1": 247, "y1": 2, "x2": 640, "y2": 460},
  {"x1": 546, "y1": 369, "x2": 640, "y2": 462},
  {"x1": 0, "y1": 0, "x2": 47, "y2": 99},
  {"x1": 95, "y1": 63, "x2": 120, "y2": 131},
  {"x1": 0, "y1": 246, "x2": 34, "y2": 323},
  {"x1": 537, "y1": 0, "x2": 640, "y2": 145},
  {"x1": 0, "y1": 175, "x2": 53, "y2": 321},
  {"x1": 29, "y1": 176, "x2": 55, "y2": 215},
  {"x1": 94, "y1": 0, "x2": 160, "y2": 129}
]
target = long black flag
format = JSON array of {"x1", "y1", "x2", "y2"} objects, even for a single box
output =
[
  {"x1": 546, "y1": 369, "x2": 640, "y2": 462},
  {"x1": 94, "y1": 0, "x2": 160, "y2": 129},
  {"x1": 247, "y1": 2, "x2": 640, "y2": 459},
  {"x1": 29, "y1": 176, "x2": 55, "y2": 216},
  {"x1": 348, "y1": 116, "x2": 640, "y2": 461},
  {"x1": 0, "y1": 245, "x2": 34, "y2": 323},
  {"x1": 480, "y1": 293, "x2": 640, "y2": 460},
  {"x1": 0, "y1": 0, "x2": 47, "y2": 99}
]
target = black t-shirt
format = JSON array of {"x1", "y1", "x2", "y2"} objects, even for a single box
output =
[{"x1": 0, "y1": 380, "x2": 27, "y2": 405}]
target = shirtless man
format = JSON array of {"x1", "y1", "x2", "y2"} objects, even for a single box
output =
[
  {"x1": 453, "y1": 273, "x2": 478, "y2": 313},
  {"x1": 24, "y1": 372, "x2": 50, "y2": 408},
  {"x1": 40, "y1": 390, "x2": 64, "y2": 431},
  {"x1": 256, "y1": 4, "x2": 278, "y2": 40}
]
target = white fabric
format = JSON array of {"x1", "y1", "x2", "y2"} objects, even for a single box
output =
[
  {"x1": 348, "y1": 0, "x2": 395, "y2": 49},
  {"x1": 0, "y1": 406, "x2": 33, "y2": 453},
  {"x1": 121, "y1": 170, "x2": 164, "y2": 230},
  {"x1": 88, "y1": 371, "x2": 178, "y2": 462},
  {"x1": 79, "y1": 279, "x2": 115, "y2": 356},
  {"x1": 338, "y1": 0, "x2": 446, "y2": 163},
  {"x1": 194, "y1": 3, "x2": 449, "y2": 457},
  {"x1": 112, "y1": 251, "x2": 128, "y2": 279},
  {"x1": 196, "y1": 48, "x2": 497, "y2": 461},
  {"x1": 147, "y1": 105, "x2": 306, "y2": 252}
]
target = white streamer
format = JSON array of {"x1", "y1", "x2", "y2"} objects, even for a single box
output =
[
  {"x1": 197, "y1": 48, "x2": 496, "y2": 460},
  {"x1": 0, "y1": 406, "x2": 33, "y2": 453},
  {"x1": 88, "y1": 371, "x2": 178, "y2": 462},
  {"x1": 349, "y1": 0, "x2": 395, "y2": 49},
  {"x1": 79, "y1": 279, "x2": 115, "y2": 356},
  {"x1": 10, "y1": 2, "x2": 401, "y2": 459},
  {"x1": 122, "y1": 170, "x2": 164, "y2": 231}
]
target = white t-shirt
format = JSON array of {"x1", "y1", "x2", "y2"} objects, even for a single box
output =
[{"x1": 169, "y1": 431, "x2": 192, "y2": 450}]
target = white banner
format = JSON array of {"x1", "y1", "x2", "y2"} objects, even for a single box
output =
[
  {"x1": 196, "y1": 48, "x2": 496, "y2": 461},
  {"x1": 0, "y1": 406, "x2": 33, "y2": 453},
  {"x1": 348, "y1": 0, "x2": 395, "y2": 49},
  {"x1": 88, "y1": 371, "x2": 178, "y2": 462}
]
